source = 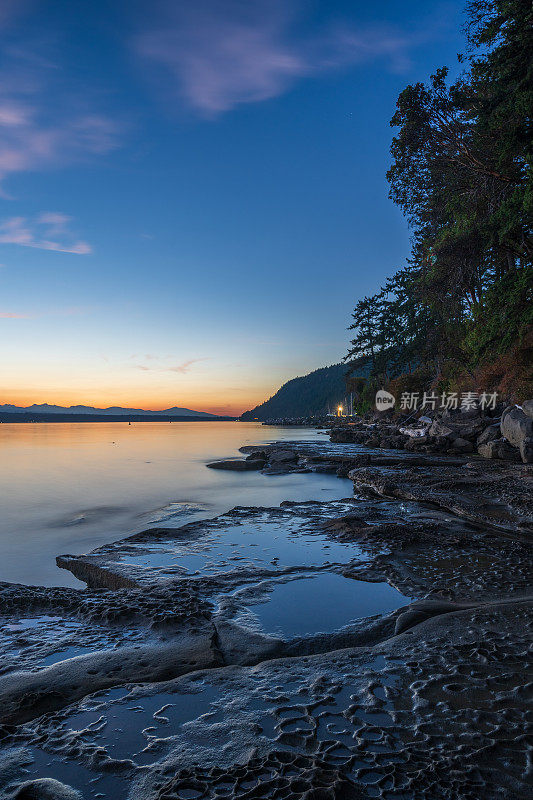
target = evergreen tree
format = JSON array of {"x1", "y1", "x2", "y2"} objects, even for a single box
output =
[{"x1": 347, "y1": 0, "x2": 532, "y2": 392}]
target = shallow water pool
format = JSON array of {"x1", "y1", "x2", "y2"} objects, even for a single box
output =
[{"x1": 245, "y1": 572, "x2": 410, "y2": 639}]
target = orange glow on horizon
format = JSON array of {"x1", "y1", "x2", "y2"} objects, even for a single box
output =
[{"x1": 0, "y1": 389, "x2": 267, "y2": 418}]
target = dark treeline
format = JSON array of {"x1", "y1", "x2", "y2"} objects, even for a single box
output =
[{"x1": 346, "y1": 0, "x2": 532, "y2": 404}]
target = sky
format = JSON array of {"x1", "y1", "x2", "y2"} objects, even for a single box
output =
[{"x1": 1, "y1": 0, "x2": 466, "y2": 415}]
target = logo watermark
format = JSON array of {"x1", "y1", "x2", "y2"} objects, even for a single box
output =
[
  {"x1": 375, "y1": 389, "x2": 396, "y2": 411},
  {"x1": 375, "y1": 390, "x2": 499, "y2": 412}
]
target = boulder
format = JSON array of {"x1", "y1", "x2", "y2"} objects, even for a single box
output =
[
  {"x1": 478, "y1": 441, "x2": 496, "y2": 459},
  {"x1": 521, "y1": 399, "x2": 533, "y2": 419},
  {"x1": 476, "y1": 424, "x2": 501, "y2": 447},
  {"x1": 429, "y1": 418, "x2": 484, "y2": 440},
  {"x1": 478, "y1": 438, "x2": 519, "y2": 461},
  {"x1": 500, "y1": 405, "x2": 533, "y2": 448},
  {"x1": 451, "y1": 437, "x2": 474, "y2": 453},
  {"x1": 519, "y1": 437, "x2": 533, "y2": 464},
  {"x1": 428, "y1": 420, "x2": 455, "y2": 439},
  {"x1": 453, "y1": 421, "x2": 486, "y2": 440}
]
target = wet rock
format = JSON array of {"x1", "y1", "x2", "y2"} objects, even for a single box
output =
[
  {"x1": 12, "y1": 778, "x2": 82, "y2": 800},
  {"x1": 268, "y1": 449, "x2": 298, "y2": 464},
  {"x1": 155, "y1": 751, "x2": 361, "y2": 800},
  {"x1": 501, "y1": 405, "x2": 533, "y2": 448},
  {"x1": 245, "y1": 449, "x2": 267, "y2": 461},
  {"x1": 433, "y1": 416, "x2": 485, "y2": 441},
  {"x1": 0, "y1": 580, "x2": 211, "y2": 628},
  {"x1": 206, "y1": 459, "x2": 265, "y2": 470},
  {"x1": 322, "y1": 513, "x2": 370, "y2": 531},
  {"x1": 394, "y1": 598, "x2": 473, "y2": 633},
  {"x1": 116, "y1": 599, "x2": 533, "y2": 800},
  {"x1": 0, "y1": 628, "x2": 218, "y2": 725},
  {"x1": 477, "y1": 440, "x2": 497, "y2": 459},
  {"x1": 349, "y1": 460, "x2": 533, "y2": 533}
]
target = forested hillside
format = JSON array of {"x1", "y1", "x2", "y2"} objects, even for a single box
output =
[
  {"x1": 241, "y1": 364, "x2": 351, "y2": 420},
  {"x1": 346, "y1": 0, "x2": 532, "y2": 404}
]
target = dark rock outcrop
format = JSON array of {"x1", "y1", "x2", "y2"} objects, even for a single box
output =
[{"x1": 206, "y1": 458, "x2": 265, "y2": 470}]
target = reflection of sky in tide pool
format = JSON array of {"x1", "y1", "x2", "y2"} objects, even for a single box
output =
[
  {"x1": 116, "y1": 518, "x2": 368, "y2": 577},
  {"x1": 0, "y1": 422, "x2": 352, "y2": 587},
  {"x1": 4, "y1": 615, "x2": 78, "y2": 631},
  {"x1": 16, "y1": 681, "x2": 278, "y2": 799},
  {"x1": 0, "y1": 615, "x2": 147, "y2": 674},
  {"x1": 245, "y1": 573, "x2": 410, "y2": 639},
  {"x1": 18, "y1": 747, "x2": 129, "y2": 800},
  {"x1": 63, "y1": 685, "x2": 221, "y2": 766}
]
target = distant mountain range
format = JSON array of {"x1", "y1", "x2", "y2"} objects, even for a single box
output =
[{"x1": 0, "y1": 403, "x2": 220, "y2": 418}]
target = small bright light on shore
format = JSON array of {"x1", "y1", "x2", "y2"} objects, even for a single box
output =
[{"x1": 337, "y1": 405, "x2": 343, "y2": 416}]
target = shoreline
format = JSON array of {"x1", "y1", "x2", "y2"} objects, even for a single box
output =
[
  {"x1": 0, "y1": 419, "x2": 531, "y2": 798},
  {"x1": 0, "y1": 414, "x2": 238, "y2": 423}
]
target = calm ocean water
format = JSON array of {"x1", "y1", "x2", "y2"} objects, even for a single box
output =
[{"x1": 0, "y1": 421, "x2": 350, "y2": 588}]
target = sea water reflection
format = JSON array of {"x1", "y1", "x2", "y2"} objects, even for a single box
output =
[{"x1": 0, "y1": 421, "x2": 350, "y2": 587}]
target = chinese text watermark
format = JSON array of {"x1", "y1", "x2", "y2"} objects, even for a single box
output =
[{"x1": 375, "y1": 390, "x2": 499, "y2": 412}]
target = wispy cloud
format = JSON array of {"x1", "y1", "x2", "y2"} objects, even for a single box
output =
[
  {"x1": 0, "y1": 18, "x2": 119, "y2": 188},
  {"x1": 0, "y1": 310, "x2": 32, "y2": 318},
  {"x1": 0, "y1": 214, "x2": 92, "y2": 254},
  {"x1": 137, "y1": 357, "x2": 209, "y2": 373},
  {"x1": 0, "y1": 100, "x2": 119, "y2": 187},
  {"x1": 134, "y1": 0, "x2": 423, "y2": 115},
  {"x1": 168, "y1": 359, "x2": 208, "y2": 373}
]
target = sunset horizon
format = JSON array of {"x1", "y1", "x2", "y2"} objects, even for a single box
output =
[
  {"x1": 1, "y1": 0, "x2": 465, "y2": 412},
  {"x1": 0, "y1": 396, "x2": 248, "y2": 416}
]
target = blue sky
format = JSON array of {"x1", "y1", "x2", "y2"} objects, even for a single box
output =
[{"x1": 1, "y1": 0, "x2": 465, "y2": 414}]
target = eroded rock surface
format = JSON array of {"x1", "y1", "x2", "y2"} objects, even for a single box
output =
[
  {"x1": 2, "y1": 598, "x2": 531, "y2": 800},
  {"x1": 349, "y1": 459, "x2": 533, "y2": 534},
  {"x1": 0, "y1": 436, "x2": 531, "y2": 799}
]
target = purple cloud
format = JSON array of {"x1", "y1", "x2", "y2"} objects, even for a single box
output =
[
  {"x1": 0, "y1": 214, "x2": 92, "y2": 254},
  {"x1": 134, "y1": 0, "x2": 420, "y2": 115},
  {"x1": 0, "y1": 100, "x2": 119, "y2": 185},
  {"x1": 0, "y1": 16, "x2": 119, "y2": 188}
]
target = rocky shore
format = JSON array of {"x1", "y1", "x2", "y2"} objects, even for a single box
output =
[
  {"x1": 329, "y1": 401, "x2": 533, "y2": 463},
  {"x1": 0, "y1": 418, "x2": 531, "y2": 800},
  {"x1": 248, "y1": 415, "x2": 331, "y2": 427}
]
